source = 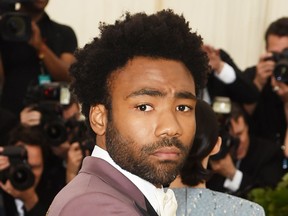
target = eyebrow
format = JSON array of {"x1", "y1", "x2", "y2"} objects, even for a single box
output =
[{"x1": 125, "y1": 88, "x2": 197, "y2": 100}]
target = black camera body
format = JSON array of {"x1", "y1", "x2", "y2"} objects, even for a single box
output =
[
  {"x1": 24, "y1": 82, "x2": 73, "y2": 146},
  {"x1": 0, "y1": 145, "x2": 35, "y2": 190},
  {"x1": 36, "y1": 101, "x2": 68, "y2": 146},
  {"x1": 24, "y1": 82, "x2": 71, "y2": 106},
  {"x1": 24, "y1": 82, "x2": 92, "y2": 148},
  {"x1": 266, "y1": 48, "x2": 288, "y2": 83},
  {"x1": 0, "y1": 0, "x2": 33, "y2": 42}
]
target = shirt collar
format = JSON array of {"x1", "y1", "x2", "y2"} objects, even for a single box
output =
[{"x1": 91, "y1": 145, "x2": 164, "y2": 214}]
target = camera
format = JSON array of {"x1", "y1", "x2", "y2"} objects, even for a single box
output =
[
  {"x1": 265, "y1": 48, "x2": 288, "y2": 83},
  {"x1": 24, "y1": 82, "x2": 72, "y2": 146},
  {"x1": 0, "y1": 145, "x2": 35, "y2": 190},
  {"x1": 0, "y1": 0, "x2": 33, "y2": 42},
  {"x1": 24, "y1": 82, "x2": 71, "y2": 106},
  {"x1": 23, "y1": 82, "x2": 93, "y2": 150},
  {"x1": 36, "y1": 101, "x2": 68, "y2": 146},
  {"x1": 209, "y1": 97, "x2": 239, "y2": 161}
]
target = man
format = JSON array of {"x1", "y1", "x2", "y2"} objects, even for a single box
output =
[
  {"x1": 207, "y1": 103, "x2": 285, "y2": 198},
  {"x1": 0, "y1": 125, "x2": 48, "y2": 216},
  {"x1": 0, "y1": 0, "x2": 77, "y2": 115},
  {"x1": 243, "y1": 17, "x2": 288, "y2": 149},
  {"x1": 47, "y1": 9, "x2": 209, "y2": 216}
]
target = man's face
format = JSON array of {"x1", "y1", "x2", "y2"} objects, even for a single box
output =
[
  {"x1": 23, "y1": 0, "x2": 49, "y2": 12},
  {"x1": 25, "y1": 144, "x2": 44, "y2": 187},
  {"x1": 229, "y1": 116, "x2": 249, "y2": 160},
  {"x1": 104, "y1": 56, "x2": 197, "y2": 186},
  {"x1": 267, "y1": 35, "x2": 288, "y2": 53}
]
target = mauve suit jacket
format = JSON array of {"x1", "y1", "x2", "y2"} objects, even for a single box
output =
[{"x1": 47, "y1": 156, "x2": 158, "y2": 216}]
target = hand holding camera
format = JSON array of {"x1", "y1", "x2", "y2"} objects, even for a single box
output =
[
  {"x1": 209, "y1": 153, "x2": 237, "y2": 180},
  {"x1": 66, "y1": 142, "x2": 84, "y2": 183},
  {"x1": 0, "y1": 147, "x2": 10, "y2": 170},
  {"x1": 20, "y1": 106, "x2": 41, "y2": 126},
  {"x1": 0, "y1": 146, "x2": 35, "y2": 191},
  {"x1": 271, "y1": 76, "x2": 288, "y2": 103},
  {"x1": 255, "y1": 53, "x2": 275, "y2": 90},
  {"x1": 256, "y1": 49, "x2": 288, "y2": 92}
]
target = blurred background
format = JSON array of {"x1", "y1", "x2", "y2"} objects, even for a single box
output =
[{"x1": 46, "y1": 0, "x2": 288, "y2": 70}]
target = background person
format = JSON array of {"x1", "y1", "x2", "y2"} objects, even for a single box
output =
[
  {"x1": 243, "y1": 17, "x2": 288, "y2": 150},
  {"x1": 206, "y1": 102, "x2": 285, "y2": 198},
  {"x1": 0, "y1": 0, "x2": 77, "y2": 116},
  {"x1": 0, "y1": 125, "x2": 48, "y2": 216},
  {"x1": 19, "y1": 94, "x2": 90, "y2": 199},
  {"x1": 201, "y1": 44, "x2": 259, "y2": 105},
  {"x1": 169, "y1": 100, "x2": 265, "y2": 216}
]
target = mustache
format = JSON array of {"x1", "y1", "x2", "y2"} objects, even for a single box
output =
[{"x1": 141, "y1": 137, "x2": 188, "y2": 153}]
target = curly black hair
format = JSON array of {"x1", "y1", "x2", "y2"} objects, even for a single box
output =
[
  {"x1": 69, "y1": 9, "x2": 209, "y2": 136},
  {"x1": 265, "y1": 17, "x2": 288, "y2": 48},
  {"x1": 180, "y1": 100, "x2": 219, "y2": 186}
]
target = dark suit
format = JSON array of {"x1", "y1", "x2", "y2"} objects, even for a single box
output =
[
  {"x1": 243, "y1": 66, "x2": 286, "y2": 144},
  {"x1": 1, "y1": 190, "x2": 46, "y2": 216},
  {"x1": 207, "y1": 136, "x2": 285, "y2": 198},
  {"x1": 205, "y1": 50, "x2": 259, "y2": 104},
  {"x1": 47, "y1": 156, "x2": 158, "y2": 216}
]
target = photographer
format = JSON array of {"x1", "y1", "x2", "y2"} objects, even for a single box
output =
[
  {"x1": 201, "y1": 44, "x2": 259, "y2": 104},
  {"x1": 0, "y1": 0, "x2": 77, "y2": 116},
  {"x1": 243, "y1": 17, "x2": 288, "y2": 149},
  {"x1": 0, "y1": 124, "x2": 47, "y2": 216},
  {"x1": 206, "y1": 103, "x2": 285, "y2": 198},
  {"x1": 20, "y1": 86, "x2": 91, "y2": 194}
]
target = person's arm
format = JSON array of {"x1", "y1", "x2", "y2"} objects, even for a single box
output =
[
  {"x1": 29, "y1": 21, "x2": 76, "y2": 81},
  {"x1": 218, "y1": 49, "x2": 260, "y2": 104},
  {"x1": 243, "y1": 53, "x2": 275, "y2": 115},
  {"x1": 204, "y1": 46, "x2": 259, "y2": 103},
  {"x1": 0, "y1": 180, "x2": 39, "y2": 211},
  {"x1": 66, "y1": 142, "x2": 83, "y2": 183},
  {"x1": 209, "y1": 154, "x2": 241, "y2": 191}
]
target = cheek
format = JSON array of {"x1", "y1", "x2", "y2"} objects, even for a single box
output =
[
  {"x1": 115, "y1": 115, "x2": 153, "y2": 141},
  {"x1": 33, "y1": 167, "x2": 43, "y2": 181},
  {"x1": 181, "y1": 117, "x2": 196, "y2": 144}
]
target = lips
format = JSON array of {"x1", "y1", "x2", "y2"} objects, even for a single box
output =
[{"x1": 152, "y1": 146, "x2": 181, "y2": 160}]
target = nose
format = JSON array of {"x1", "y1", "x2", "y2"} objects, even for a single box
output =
[{"x1": 154, "y1": 110, "x2": 183, "y2": 138}]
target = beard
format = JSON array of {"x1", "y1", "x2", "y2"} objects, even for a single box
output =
[{"x1": 105, "y1": 121, "x2": 191, "y2": 186}]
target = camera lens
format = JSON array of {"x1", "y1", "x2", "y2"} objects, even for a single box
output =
[
  {"x1": 44, "y1": 120, "x2": 67, "y2": 146},
  {"x1": 5, "y1": 16, "x2": 26, "y2": 36},
  {"x1": 9, "y1": 164, "x2": 35, "y2": 191}
]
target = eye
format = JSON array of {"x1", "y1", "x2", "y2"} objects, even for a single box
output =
[
  {"x1": 136, "y1": 104, "x2": 153, "y2": 112},
  {"x1": 176, "y1": 105, "x2": 192, "y2": 112}
]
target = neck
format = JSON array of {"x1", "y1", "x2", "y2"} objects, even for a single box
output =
[{"x1": 169, "y1": 176, "x2": 186, "y2": 188}]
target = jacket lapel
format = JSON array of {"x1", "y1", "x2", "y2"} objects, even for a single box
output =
[{"x1": 81, "y1": 157, "x2": 157, "y2": 215}]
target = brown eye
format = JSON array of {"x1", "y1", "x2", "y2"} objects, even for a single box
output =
[
  {"x1": 176, "y1": 105, "x2": 191, "y2": 112},
  {"x1": 136, "y1": 104, "x2": 153, "y2": 112}
]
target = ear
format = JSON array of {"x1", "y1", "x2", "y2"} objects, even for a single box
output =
[
  {"x1": 210, "y1": 136, "x2": 222, "y2": 156},
  {"x1": 89, "y1": 104, "x2": 108, "y2": 136}
]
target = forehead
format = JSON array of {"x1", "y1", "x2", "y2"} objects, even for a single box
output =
[
  {"x1": 267, "y1": 35, "x2": 288, "y2": 52},
  {"x1": 109, "y1": 56, "x2": 196, "y2": 97}
]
